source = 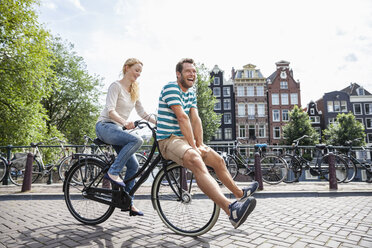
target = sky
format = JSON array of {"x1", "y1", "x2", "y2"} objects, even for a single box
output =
[{"x1": 38, "y1": 0, "x2": 372, "y2": 121}]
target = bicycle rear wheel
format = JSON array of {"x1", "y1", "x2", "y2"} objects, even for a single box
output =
[
  {"x1": 64, "y1": 158, "x2": 115, "y2": 225},
  {"x1": 9, "y1": 158, "x2": 41, "y2": 186},
  {"x1": 321, "y1": 154, "x2": 348, "y2": 183},
  {"x1": 260, "y1": 155, "x2": 288, "y2": 184},
  {"x1": 152, "y1": 163, "x2": 220, "y2": 236},
  {"x1": 281, "y1": 154, "x2": 302, "y2": 183},
  {"x1": 226, "y1": 155, "x2": 239, "y2": 180},
  {"x1": 0, "y1": 157, "x2": 7, "y2": 182},
  {"x1": 342, "y1": 156, "x2": 357, "y2": 183}
]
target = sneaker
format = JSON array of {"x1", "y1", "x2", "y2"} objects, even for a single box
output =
[
  {"x1": 229, "y1": 197, "x2": 256, "y2": 229},
  {"x1": 239, "y1": 181, "x2": 259, "y2": 202}
]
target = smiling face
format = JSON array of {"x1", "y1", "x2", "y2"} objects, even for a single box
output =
[
  {"x1": 125, "y1": 63, "x2": 143, "y2": 82},
  {"x1": 177, "y1": 62, "x2": 196, "y2": 91}
]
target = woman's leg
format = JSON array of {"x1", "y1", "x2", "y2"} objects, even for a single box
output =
[{"x1": 123, "y1": 154, "x2": 139, "y2": 193}]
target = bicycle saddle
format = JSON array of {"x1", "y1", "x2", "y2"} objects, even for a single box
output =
[
  {"x1": 93, "y1": 138, "x2": 108, "y2": 146},
  {"x1": 315, "y1": 144, "x2": 327, "y2": 149}
]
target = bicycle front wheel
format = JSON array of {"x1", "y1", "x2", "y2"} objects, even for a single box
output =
[
  {"x1": 0, "y1": 157, "x2": 7, "y2": 182},
  {"x1": 226, "y1": 155, "x2": 239, "y2": 180},
  {"x1": 260, "y1": 155, "x2": 288, "y2": 184},
  {"x1": 64, "y1": 158, "x2": 115, "y2": 225},
  {"x1": 152, "y1": 163, "x2": 220, "y2": 236},
  {"x1": 58, "y1": 155, "x2": 74, "y2": 182},
  {"x1": 9, "y1": 158, "x2": 41, "y2": 186},
  {"x1": 321, "y1": 154, "x2": 348, "y2": 183},
  {"x1": 342, "y1": 156, "x2": 357, "y2": 183}
]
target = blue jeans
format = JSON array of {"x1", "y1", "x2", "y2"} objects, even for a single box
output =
[{"x1": 95, "y1": 121, "x2": 143, "y2": 193}]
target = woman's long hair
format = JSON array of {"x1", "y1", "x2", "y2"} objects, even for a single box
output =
[{"x1": 122, "y1": 58, "x2": 143, "y2": 102}]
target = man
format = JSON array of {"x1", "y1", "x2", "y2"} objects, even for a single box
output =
[{"x1": 157, "y1": 58, "x2": 258, "y2": 229}]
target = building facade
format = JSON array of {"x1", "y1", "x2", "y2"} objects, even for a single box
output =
[
  {"x1": 306, "y1": 101, "x2": 322, "y2": 138},
  {"x1": 232, "y1": 64, "x2": 268, "y2": 144},
  {"x1": 209, "y1": 65, "x2": 236, "y2": 143},
  {"x1": 267, "y1": 61, "x2": 301, "y2": 144}
]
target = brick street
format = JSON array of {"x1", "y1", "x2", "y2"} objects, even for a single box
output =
[{"x1": 1, "y1": 195, "x2": 371, "y2": 247}]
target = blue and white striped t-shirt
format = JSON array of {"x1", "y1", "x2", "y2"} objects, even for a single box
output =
[{"x1": 156, "y1": 81, "x2": 197, "y2": 140}]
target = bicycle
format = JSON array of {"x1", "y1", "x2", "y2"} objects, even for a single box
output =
[
  {"x1": 225, "y1": 139, "x2": 288, "y2": 184},
  {"x1": 281, "y1": 135, "x2": 348, "y2": 183},
  {"x1": 339, "y1": 138, "x2": 372, "y2": 183},
  {"x1": 9, "y1": 137, "x2": 72, "y2": 185},
  {"x1": 63, "y1": 120, "x2": 220, "y2": 236},
  {"x1": 0, "y1": 153, "x2": 8, "y2": 183}
]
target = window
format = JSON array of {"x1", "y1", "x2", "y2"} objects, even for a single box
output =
[
  {"x1": 366, "y1": 118, "x2": 372, "y2": 129},
  {"x1": 256, "y1": 86, "x2": 264, "y2": 96},
  {"x1": 224, "y1": 113, "x2": 232, "y2": 124},
  {"x1": 334, "y1": 101, "x2": 340, "y2": 112},
  {"x1": 327, "y1": 101, "x2": 334, "y2": 112},
  {"x1": 310, "y1": 116, "x2": 320, "y2": 123},
  {"x1": 368, "y1": 133, "x2": 372, "y2": 143},
  {"x1": 214, "y1": 128, "x2": 222, "y2": 140},
  {"x1": 247, "y1": 86, "x2": 254, "y2": 96},
  {"x1": 357, "y1": 87, "x2": 365, "y2": 95},
  {"x1": 214, "y1": 99, "x2": 221, "y2": 110},
  {"x1": 272, "y1": 94, "x2": 279, "y2": 105},
  {"x1": 273, "y1": 110, "x2": 280, "y2": 122},
  {"x1": 291, "y1": 93, "x2": 298, "y2": 105},
  {"x1": 236, "y1": 71, "x2": 242, "y2": 79},
  {"x1": 258, "y1": 124, "x2": 265, "y2": 138},
  {"x1": 213, "y1": 77, "x2": 220, "y2": 85},
  {"x1": 328, "y1": 118, "x2": 336, "y2": 124},
  {"x1": 273, "y1": 127, "x2": 280, "y2": 139},
  {"x1": 280, "y1": 81, "x2": 288, "y2": 89},
  {"x1": 310, "y1": 108, "x2": 315, "y2": 115},
  {"x1": 248, "y1": 125, "x2": 256, "y2": 139},
  {"x1": 281, "y1": 93, "x2": 289, "y2": 105},
  {"x1": 225, "y1": 128, "x2": 232, "y2": 140},
  {"x1": 238, "y1": 103, "x2": 245, "y2": 116},
  {"x1": 223, "y1": 99, "x2": 231, "y2": 110},
  {"x1": 223, "y1": 87, "x2": 230, "y2": 97},
  {"x1": 341, "y1": 101, "x2": 347, "y2": 112},
  {"x1": 237, "y1": 86, "x2": 245, "y2": 96},
  {"x1": 246, "y1": 70, "x2": 253, "y2": 78},
  {"x1": 248, "y1": 104, "x2": 255, "y2": 119},
  {"x1": 213, "y1": 87, "x2": 220, "y2": 97},
  {"x1": 354, "y1": 103, "x2": 362, "y2": 115},
  {"x1": 365, "y1": 103, "x2": 372, "y2": 115},
  {"x1": 282, "y1": 110, "x2": 289, "y2": 121},
  {"x1": 239, "y1": 125, "x2": 246, "y2": 138},
  {"x1": 257, "y1": 104, "x2": 265, "y2": 117}
]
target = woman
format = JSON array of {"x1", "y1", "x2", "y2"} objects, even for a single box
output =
[{"x1": 96, "y1": 58, "x2": 156, "y2": 216}]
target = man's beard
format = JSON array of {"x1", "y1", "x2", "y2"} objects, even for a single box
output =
[{"x1": 180, "y1": 74, "x2": 193, "y2": 89}]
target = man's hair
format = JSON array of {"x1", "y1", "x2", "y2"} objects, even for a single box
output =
[{"x1": 176, "y1": 58, "x2": 195, "y2": 73}]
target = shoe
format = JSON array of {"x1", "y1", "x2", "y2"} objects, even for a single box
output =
[
  {"x1": 239, "y1": 181, "x2": 259, "y2": 202},
  {"x1": 229, "y1": 197, "x2": 256, "y2": 229},
  {"x1": 104, "y1": 173, "x2": 126, "y2": 188},
  {"x1": 129, "y1": 209, "x2": 144, "y2": 216}
]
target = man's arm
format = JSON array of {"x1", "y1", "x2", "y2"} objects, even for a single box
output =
[
  {"x1": 170, "y1": 105, "x2": 198, "y2": 150},
  {"x1": 189, "y1": 107, "x2": 203, "y2": 147}
]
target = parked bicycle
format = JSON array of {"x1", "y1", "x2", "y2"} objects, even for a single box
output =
[
  {"x1": 9, "y1": 137, "x2": 72, "y2": 186},
  {"x1": 63, "y1": 120, "x2": 220, "y2": 236},
  {"x1": 339, "y1": 138, "x2": 372, "y2": 183},
  {"x1": 281, "y1": 135, "x2": 348, "y2": 183},
  {"x1": 225, "y1": 139, "x2": 288, "y2": 184},
  {"x1": 0, "y1": 153, "x2": 8, "y2": 183}
]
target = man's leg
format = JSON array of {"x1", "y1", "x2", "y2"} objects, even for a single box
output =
[{"x1": 182, "y1": 149, "x2": 231, "y2": 215}]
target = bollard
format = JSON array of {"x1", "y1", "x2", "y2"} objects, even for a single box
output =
[
  {"x1": 328, "y1": 152, "x2": 338, "y2": 190},
  {"x1": 21, "y1": 153, "x2": 34, "y2": 192},
  {"x1": 254, "y1": 152, "x2": 264, "y2": 190}
]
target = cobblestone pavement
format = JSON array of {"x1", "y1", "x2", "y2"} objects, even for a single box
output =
[{"x1": 1, "y1": 196, "x2": 371, "y2": 248}]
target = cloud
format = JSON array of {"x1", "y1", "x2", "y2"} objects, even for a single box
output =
[
  {"x1": 69, "y1": 0, "x2": 85, "y2": 11},
  {"x1": 42, "y1": 0, "x2": 57, "y2": 10},
  {"x1": 345, "y1": 53, "x2": 358, "y2": 62}
]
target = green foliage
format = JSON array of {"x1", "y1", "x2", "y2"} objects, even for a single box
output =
[
  {"x1": 282, "y1": 105, "x2": 320, "y2": 145},
  {"x1": 42, "y1": 36, "x2": 103, "y2": 144},
  {"x1": 195, "y1": 63, "x2": 221, "y2": 143},
  {"x1": 0, "y1": 0, "x2": 55, "y2": 146},
  {"x1": 323, "y1": 112, "x2": 365, "y2": 146}
]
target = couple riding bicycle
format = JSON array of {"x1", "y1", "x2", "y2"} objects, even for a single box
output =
[{"x1": 95, "y1": 58, "x2": 257, "y2": 229}]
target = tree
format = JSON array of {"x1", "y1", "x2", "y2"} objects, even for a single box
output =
[
  {"x1": 282, "y1": 105, "x2": 319, "y2": 145},
  {"x1": 323, "y1": 112, "x2": 365, "y2": 146},
  {"x1": 0, "y1": 0, "x2": 55, "y2": 146},
  {"x1": 42, "y1": 36, "x2": 103, "y2": 144},
  {"x1": 195, "y1": 63, "x2": 221, "y2": 143}
]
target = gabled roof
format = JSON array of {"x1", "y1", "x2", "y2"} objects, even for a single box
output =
[
  {"x1": 267, "y1": 71, "x2": 277, "y2": 82},
  {"x1": 340, "y1": 83, "x2": 371, "y2": 96}
]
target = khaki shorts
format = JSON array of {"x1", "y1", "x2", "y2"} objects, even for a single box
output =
[{"x1": 158, "y1": 135, "x2": 193, "y2": 166}]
